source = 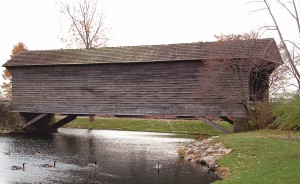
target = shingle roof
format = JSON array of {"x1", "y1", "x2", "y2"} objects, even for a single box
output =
[{"x1": 3, "y1": 38, "x2": 282, "y2": 67}]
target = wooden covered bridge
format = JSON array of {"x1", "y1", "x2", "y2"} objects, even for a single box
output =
[{"x1": 3, "y1": 38, "x2": 282, "y2": 134}]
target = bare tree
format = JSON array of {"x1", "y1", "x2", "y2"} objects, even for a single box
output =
[
  {"x1": 210, "y1": 33, "x2": 281, "y2": 128},
  {"x1": 60, "y1": 0, "x2": 109, "y2": 49},
  {"x1": 216, "y1": 31, "x2": 288, "y2": 98},
  {"x1": 220, "y1": 56, "x2": 275, "y2": 129},
  {"x1": 214, "y1": 30, "x2": 260, "y2": 41},
  {"x1": 256, "y1": 0, "x2": 300, "y2": 91}
]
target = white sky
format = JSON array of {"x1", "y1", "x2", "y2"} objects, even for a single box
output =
[{"x1": 0, "y1": 0, "x2": 297, "y2": 84}]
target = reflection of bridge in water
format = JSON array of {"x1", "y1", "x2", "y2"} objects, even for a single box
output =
[{"x1": 2, "y1": 39, "x2": 282, "y2": 134}]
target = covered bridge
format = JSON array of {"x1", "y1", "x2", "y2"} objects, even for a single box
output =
[{"x1": 3, "y1": 38, "x2": 282, "y2": 133}]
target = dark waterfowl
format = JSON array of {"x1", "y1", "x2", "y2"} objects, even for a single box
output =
[
  {"x1": 42, "y1": 161, "x2": 56, "y2": 168},
  {"x1": 12, "y1": 163, "x2": 26, "y2": 171},
  {"x1": 87, "y1": 161, "x2": 98, "y2": 168},
  {"x1": 3, "y1": 149, "x2": 10, "y2": 155}
]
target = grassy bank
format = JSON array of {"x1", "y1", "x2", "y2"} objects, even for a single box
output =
[
  {"x1": 214, "y1": 130, "x2": 300, "y2": 184},
  {"x1": 61, "y1": 116, "x2": 232, "y2": 137}
]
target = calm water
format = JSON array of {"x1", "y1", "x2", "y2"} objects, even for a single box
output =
[{"x1": 0, "y1": 129, "x2": 219, "y2": 184}]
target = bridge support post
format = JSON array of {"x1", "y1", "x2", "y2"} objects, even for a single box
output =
[
  {"x1": 51, "y1": 115, "x2": 77, "y2": 132},
  {"x1": 20, "y1": 112, "x2": 55, "y2": 134}
]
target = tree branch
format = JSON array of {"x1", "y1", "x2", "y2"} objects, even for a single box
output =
[
  {"x1": 276, "y1": 0, "x2": 296, "y2": 19},
  {"x1": 59, "y1": 0, "x2": 108, "y2": 49},
  {"x1": 292, "y1": 0, "x2": 300, "y2": 36},
  {"x1": 264, "y1": 0, "x2": 300, "y2": 90}
]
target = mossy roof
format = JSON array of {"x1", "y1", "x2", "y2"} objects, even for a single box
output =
[{"x1": 3, "y1": 38, "x2": 282, "y2": 67}]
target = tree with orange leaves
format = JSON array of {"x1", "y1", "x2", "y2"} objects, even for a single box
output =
[{"x1": 1, "y1": 42, "x2": 27, "y2": 100}]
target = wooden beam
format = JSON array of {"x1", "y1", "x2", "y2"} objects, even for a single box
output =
[
  {"x1": 195, "y1": 116, "x2": 232, "y2": 134},
  {"x1": 51, "y1": 115, "x2": 77, "y2": 130},
  {"x1": 219, "y1": 116, "x2": 234, "y2": 124},
  {"x1": 23, "y1": 113, "x2": 48, "y2": 129},
  {"x1": 114, "y1": 114, "x2": 146, "y2": 118}
]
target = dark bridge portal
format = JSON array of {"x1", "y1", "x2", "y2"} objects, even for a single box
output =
[{"x1": 3, "y1": 39, "x2": 282, "y2": 133}]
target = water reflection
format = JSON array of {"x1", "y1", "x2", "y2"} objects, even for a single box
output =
[{"x1": 0, "y1": 129, "x2": 219, "y2": 183}]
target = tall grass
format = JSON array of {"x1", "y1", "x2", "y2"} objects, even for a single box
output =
[{"x1": 272, "y1": 94, "x2": 300, "y2": 130}]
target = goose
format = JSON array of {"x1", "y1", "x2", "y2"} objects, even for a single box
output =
[
  {"x1": 34, "y1": 151, "x2": 41, "y2": 156},
  {"x1": 12, "y1": 163, "x2": 26, "y2": 171},
  {"x1": 20, "y1": 150, "x2": 27, "y2": 155},
  {"x1": 3, "y1": 149, "x2": 10, "y2": 155},
  {"x1": 155, "y1": 162, "x2": 162, "y2": 171},
  {"x1": 42, "y1": 161, "x2": 56, "y2": 168},
  {"x1": 87, "y1": 161, "x2": 98, "y2": 168}
]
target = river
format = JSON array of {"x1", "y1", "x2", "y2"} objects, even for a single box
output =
[{"x1": 0, "y1": 128, "x2": 219, "y2": 184}]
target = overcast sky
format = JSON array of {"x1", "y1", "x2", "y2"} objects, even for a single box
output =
[{"x1": 0, "y1": 0, "x2": 296, "y2": 83}]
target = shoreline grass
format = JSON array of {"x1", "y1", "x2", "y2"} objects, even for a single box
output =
[{"x1": 214, "y1": 130, "x2": 300, "y2": 184}]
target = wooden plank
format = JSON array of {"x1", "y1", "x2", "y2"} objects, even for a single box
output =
[
  {"x1": 10, "y1": 60, "x2": 248, "y2": 116},
  {"x1": 51, "y1": 115, "x2": 77, "y2": 130},
  {"x1": 23, "y1": 113, "x2": 48, "y2": 128},
  {"x1": 219, "y1": 116, "x2": 234, "y2": 124},
  {"x1": 195, "y1": 116, "x2": 232, "y2": 134}
]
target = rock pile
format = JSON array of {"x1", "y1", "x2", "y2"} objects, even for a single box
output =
[
  {"x1": 0, "y1": 129, "x2": 13, "y2": 134},
  {"x1": 179, "y1": 136, "x2": 232, "y2": 171}
]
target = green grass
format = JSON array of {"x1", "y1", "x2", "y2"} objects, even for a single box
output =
[
  {"x1": 213, "y1": 130, "x2": 300, "y2": 184},
  {"x1": 60, "y1": 116, "x2": 232, "y2": 137}
]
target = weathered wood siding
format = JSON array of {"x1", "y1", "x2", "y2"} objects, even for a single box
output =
[{"x1": 9, "y1": 60, "x2": 250, "y2": 116}]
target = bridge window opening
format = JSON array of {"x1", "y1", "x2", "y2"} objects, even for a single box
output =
[{"x1": 249, "y1": 67, "x2": 270, "y2": 101}]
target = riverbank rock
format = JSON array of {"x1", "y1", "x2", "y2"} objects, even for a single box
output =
[
  {"x1": 179, "y1": 136, "x2": 232, "y2": 176},
  {"x1": 0, "y1": 129, "x2": 13, "y2": 134}
]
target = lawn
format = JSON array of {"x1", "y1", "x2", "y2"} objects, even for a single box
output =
[
  {"x1": 61, "y1": 116, "x2": 232, "y2": 137},
  {"x1": 214, "y1": 130, "x2": 300, "y2": 184}
]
